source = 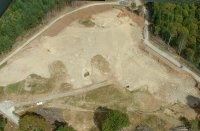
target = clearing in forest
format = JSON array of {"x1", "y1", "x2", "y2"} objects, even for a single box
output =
[{"x1": 0, "y1": 6, "x2": 199, "y2": 126}]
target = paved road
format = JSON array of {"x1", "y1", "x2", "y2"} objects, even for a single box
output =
[
  {"x1": 0, "y1": 1, "x2": 119, "y2": 66},
  {"x1": 0, "y1": 101, "x2": 19, "y2": 125}
]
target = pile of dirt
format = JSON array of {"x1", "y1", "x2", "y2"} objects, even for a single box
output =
[
  {"x1": 117, "y1": 10, "x2": 127, "y2": 17},
  {"x1": 48, "y1": 60, "x2": 70, "y2": 89},
  {"x1": 91, "y1": 55, "x2": 110, "y2": 74},
  {"x1": 79, "y1": 17, "x2": 95, "y2": 27}
]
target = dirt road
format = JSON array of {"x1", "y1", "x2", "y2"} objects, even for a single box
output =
[
  {"x1": 0, "y1": 0, "x2": 199, "y2": 125},
  {"x1": 0, "y1": 80, "x2": 112, "y2": 125},
  {"x1": 16, "y1": 80, "x2": 112, "y2": 107}
]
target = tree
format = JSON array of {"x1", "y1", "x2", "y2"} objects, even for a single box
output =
[
  {"x1": 19, "y1": 112, "x2": 49, "y2": 131},
  {"x1": 190, "y1": 119, "x2": 199, "y2": 131},
  {"x1": 183, "y1": 48, "x2": 195, "y2": 62},
  {"x1": 0, "y1": 115, "x2": 6, "y2": 131},
  {"x1": 150, "y1": 2, "x2": 200, "y2": 70},
  {"x1": 94, "y1": 107, "x2": 129, "y2": 131},
  {"x1": 179, "y1": 116, "x2": 199, "y2": 131},
  {"x1": 130, "y1": 2, "x2": 136, "y2": 10},
  {"x1": 137, "y1": 5, "x2": 143, "y2": 16},
  {"x1": 0, "y1": 0, "x2": 74, "y2": 55},
  {"x1": 54, "y1": 121, "x2": 76, "y2": 131},
  {"x1": 102, "y1": 110, "x2": 130, "y2": 131},
  {"x1": 55, "y1": 125, "x2": 75, "y2": 131},
  {"x1": 178, "y1": 27, "x2": 189, "y2": 55}
]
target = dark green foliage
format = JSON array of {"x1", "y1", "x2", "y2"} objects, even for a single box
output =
[
  {"x1": 131, "y1": 2, "x2": 136, "y2": 10},
  {"x1": 19, "y1": 112, "x2": 49, "y2": 131},
  {"x1": 54, "y1": 121, "x2": 76, "y2": 131},
  {"x1": 179, "y1": 116, "x2": 199, "y2": 130},
  {"x1": 102, "y1": 110, "x2": 130, "y2": 131},
  {"x1": 150, "y1": 3, "x2": 200, "y2": 69},
  {"x1": 94, "y1": 107, "x2": 111, "y2": 130},
  {"x1": 94, "y1": 107, "x2": 129, "y2": 131},
  {"x1": 137, "y1": 5, "x2": 143, "y2": 16},
  {"x1": 0, "y1": 0, "x2": 73, "y2": 55},
  {"x1": 0, "y1": 115, "x2": 7, "y2": 131}
]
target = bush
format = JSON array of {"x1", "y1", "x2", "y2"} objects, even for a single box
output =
[
  {"x1": 94, "y1": 107, "x2": 129, "y2": 131},
  {"x1": 19, "y1": 112, "x2": 49, "y2": 131},
  {"x1": 54, "y1": 121, "x2": 76, "y2": 131},
  {"x1": 102, "y1": 110, "x2": 130, "y2": 131},
  {"x1": 131, "y1": 2, "x2": 136, "y2": 10},
  {"x1": 0, "y1": 115, "x2": 7, "y2": 131},
  {"x1": 137, "y1": 5, "x2": 143, "y2": 16},
  {"x1": 179, "y1": 116, "x2": 199, "y2": 130}
]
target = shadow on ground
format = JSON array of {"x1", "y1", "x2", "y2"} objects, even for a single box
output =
[{"x1": 186, "y1": 95, "x2": 200, "y2": 115}]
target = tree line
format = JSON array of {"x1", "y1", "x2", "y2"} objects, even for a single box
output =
[
  {"x1": 149, "y1": 3, "x2": 200, "y2": 69},
  {"x1": 17, "y1": 107, "x2": 129, "y2": 131},
  {"x1": 1, "y1": 106, "x2": 200, "y2": 130},
  {"x1": 0, "y1": 0, "x2": 73, "y2": 55}
]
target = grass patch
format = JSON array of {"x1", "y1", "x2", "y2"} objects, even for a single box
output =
[
  {"x1": 28, "y1": 74, "x2": 49, "y2": 94},
  {"x1": 85, "y1": 85, "x2": 124, "y2": 103},
  {"x1": 79, "y1": 19, "x2": 95, "y2": 27},
  {"x1": 0, "y1": 87, "x2": 4, "y2": 99},
  {"x1": 0, "y1": 62, "x2": 7, "y2": 70},
  {"x1": 64, "y1": 85, "x2": 135, "y2": 111},
  {"x1": 5, "y1": 74, "x2": 49, "y2": 94},
  {"x1": 142, "y1": 115, "x2": 167, "y2": 131},
  {"x1": 6, "y1": 81, "x2": 25, "y2": 94}
]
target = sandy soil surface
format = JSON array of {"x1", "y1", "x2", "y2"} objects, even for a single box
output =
[{"x1": 0, "y1": 7, "x2": 199, "y2": 106}]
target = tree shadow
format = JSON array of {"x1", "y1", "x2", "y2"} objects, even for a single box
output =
[
  {"x1": 53, "y1": 120, "x2": 75, "y2": 131},
  {"x1": 93, "y1": 106, "x2": 111, "y2": 131},
  {"x1": 53, "y1": 120, "x2": 67, "y2": 131},
  {"x1": 186, "y1": 95, "x2": 200, "y2": 115},
  {"x1": 175, "y1": 95, "x2": 200, "y2": 130},
  {"x1": 20, "y1": 111, "x2": 44, "y2": 119}
]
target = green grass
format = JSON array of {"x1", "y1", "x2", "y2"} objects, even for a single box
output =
[
  {"x1": 63, "y1": 85, "x2": 136, "y2": 112},
  {"x1": 6, "y1": 81, "x2": 25, "y2": 94},
  {"x1": 0, "y1": 87, "x2": 4, "y2": 98},
  {"x1": 79, "y1": 19, "x2": 95, "y2": 27},
  {"x1": 5, "y1": 74, "x2": 50, "y2": 94},
  {"x1": 85, "y1": 85, "x2": 124, "y2": 102},
  {"x1": 28, "y1": 74, "x2": 49, "y2": 94},
  {"x1": 0, "y1": 62, "x2": 7, "y2": 70},
  {"x1": 142, "y1": 115, "x2": 167, "y2": 131}
]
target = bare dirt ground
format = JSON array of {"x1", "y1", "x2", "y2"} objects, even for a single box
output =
[
  {"x1": 0, "y1": 5, "x2": 199, "y2": 128},
  {"x1": 0, "y1": 5, "x2": 198, "y2": 104}
]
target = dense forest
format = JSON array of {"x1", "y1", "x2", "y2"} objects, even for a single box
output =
[
  {"x1": 0, "y1": 0, "x2": 12, "y2": 17},
  {"x1": 0, "y1": 0, "x2": 73, "y2": 54},
  {"x1": 150, "y1": 3, "x2": 200, "y2": 69}
]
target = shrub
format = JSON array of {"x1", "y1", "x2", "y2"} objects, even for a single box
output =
[
  {"x1": 94, "y1": 107, "x2": 129, "y2": 131},
  {"x1": 19, "y1": 112, "x2": 49, "y2": 131}
]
